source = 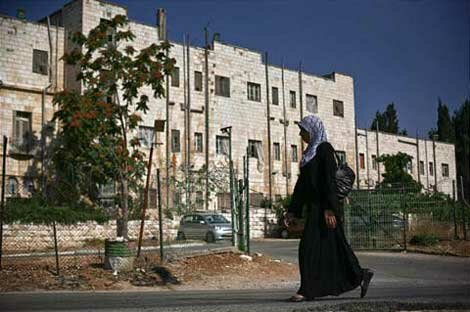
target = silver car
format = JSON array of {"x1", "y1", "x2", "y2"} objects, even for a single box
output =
[{"x1": 177, "y1": 213, "x2": 232, "y2": 243}]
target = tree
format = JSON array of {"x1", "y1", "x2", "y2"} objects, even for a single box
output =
[
  {"x1": 436, "y1": 98, "x2": 455, "y2": 143},
  {"x1": 370, "y1": 103, "x2": 407, "y2": 135},
  {"x1": 453, "y1": 99, "x2": 470, "y2": 200},
  {"x1": 376, "y1": 152, "x2": 422, "y2": 191},
  {"x1": 52, "y1": 15, "x2": 175, "y2": 238}
]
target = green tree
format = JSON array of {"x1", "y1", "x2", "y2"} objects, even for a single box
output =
[
  {"x1": 52, "y1": 15, "x2": 175, "y2": 238},
  {"x1": 370, "y1": 103, "x2": 407, "y2": 135},
  {"x1": 437, "y1": 98, "x2": 455, "y2": 143},
  {"x1": 453, "y1": 99, "x2": 470, "y2": 200},
  {"x1": 377, "y1": 152, "x2": 422, "y2": 191}
]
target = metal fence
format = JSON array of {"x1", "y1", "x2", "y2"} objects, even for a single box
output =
[{"x1": 344, "y1": 185, "x2": 469, "y2": 250}]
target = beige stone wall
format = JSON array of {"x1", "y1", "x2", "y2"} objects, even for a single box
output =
[
  {"x1": 356, "y1": 129, "x2": 456, "y2": 195},
  {"x1": 0, "y1": 15, "x2": 64, "y2": 91}
]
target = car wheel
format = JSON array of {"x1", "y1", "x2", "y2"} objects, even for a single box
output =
[
  {"x1": 176, "y1": 232, "x2": 186, "y2": 241},
  {"x1": 280, "y1": 229, "x2": 289, "y2": 239},
  {"x1": 206, "y1": 232, "x2": 215, "y2": 243}
]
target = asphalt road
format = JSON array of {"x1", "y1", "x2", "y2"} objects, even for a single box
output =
[{"x1": 1, "y1": 239, "x2": 469, "y2": 312}]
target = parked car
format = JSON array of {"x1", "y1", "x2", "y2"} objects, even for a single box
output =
[{"x1": 177, "y1": 212, "x2": 232, "y2": 243}]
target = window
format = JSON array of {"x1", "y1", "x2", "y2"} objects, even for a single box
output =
[
  {"x1": 215, "y1": 75, "x2": 230, "y2": 97},
  {"x1": 194, "y1": 132, "x2": 203, "y2": 153},
  {"x1": 336, "y1": 151, "x2": 346, "y2": 165},
  {"x1": 13, "y1": 111, "x2": 32, "y2": 152},
  {"x1": 247, "y1": 82, "x2": 261, "y2": 102},
  {"x1": 216, "y1": 135, "x2": 229, "y2": 155},
  {"x1": 333, "y1": 100, "x2": 344, "y2": 117},
  {"x1": 359, "y1": 153, "x2": 365, "y2": 169},
  {"x1": 32, "y1": 49, "x2": 48, "y2": 75},
  {"x1": 306, "y1": 94, "x2": 318, "y2": 113},
  {"x1": 7, "y1": 177, "x2": 18, "y2": 195},
  {"x1": 171, "y1": 67, "x2": 180, "y2": 87},
  {"x1": 419, "y1": 160, "x2": 425, "y2": 175},
  {"x1": 442, "y1": 163, "x2": 449, "y2": 177},
  {"x1": 100, "y1": 18, "x2": 115, "y2": 45},
  {"x1": 289, "y1": 91, "x2": 296, "y2": 108},
  {"x1": 138, "y1": 126, "x2": 155, "y2": 148},
  {"x1": 194, "y1": 71, "x2": 203, "y2": 91},
  {"x1": 372, "y1": 155, "x2": 377, "y2": 170},
  {"x1": 171, "y1": 129, "x2": 180, "y2": 152},
  {"x1": 248, "y1": 140, "x2": 262, "y2": 159},
  {"x1": 272, "y1": 87, "x2": 279, "y2": 105},
  {"x1": 406, "y1": 160, "x2": 413, "y2": 174},
  {"x1": 291, "y1": 145, "x2": 298, "y2": 162},
  {"x1": 273, "y1": 142, "x2": 280, "y2": 161},
  {"x1": 429, "y1": 162, "x2": 434, "y2": 176}
]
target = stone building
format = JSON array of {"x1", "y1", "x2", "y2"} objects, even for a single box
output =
[{"x1": 0, "y1": 0, "x2": 457, "y2": 210}]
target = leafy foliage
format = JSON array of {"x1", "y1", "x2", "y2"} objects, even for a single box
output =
[
  {"x1": 52, "y1": 15, "x2": 174, "y2": 235},
  {"x1": 376, "y1": 152, "x2": 422, "y2": 191}
]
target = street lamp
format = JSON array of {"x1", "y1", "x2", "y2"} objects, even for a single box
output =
[
  {"x1": 137, "y1": 119, "x2": 166, "y2": 258},
  {"x1": 220, "y1": 126, "x2": 235, "y2": 246}
]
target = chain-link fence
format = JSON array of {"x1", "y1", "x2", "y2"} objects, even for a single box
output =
[{"x1": 344, "y1": 185, "x2": 470, "y2": 251}]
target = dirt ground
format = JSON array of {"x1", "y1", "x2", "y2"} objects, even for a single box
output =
[
  {"x1": 408, "y1": 240, "x2": 470, "y2": 257},
  {"x1": 0, "y1": 252, "x2": 299, "y2": 292}
]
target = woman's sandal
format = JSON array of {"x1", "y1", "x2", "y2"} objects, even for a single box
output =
[{"x1": 287, "y1": 294, "x2": 313, "y2": 302}]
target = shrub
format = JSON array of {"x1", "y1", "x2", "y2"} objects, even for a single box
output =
[{"x1": 409, "y1": 234, "x2": 439, "y2": 246}]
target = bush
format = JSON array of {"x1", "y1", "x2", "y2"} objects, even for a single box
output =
[
  {"x1": 409, "y1": 234, "x2": 439, "y2": 246},
  {"x1": 5, "y1": 196, "x2": 109, "y2": 225}
]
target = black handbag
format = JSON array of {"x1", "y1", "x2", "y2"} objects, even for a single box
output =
[{"x1": 334, "y1": 153, "x2": 356, "y2": 199}]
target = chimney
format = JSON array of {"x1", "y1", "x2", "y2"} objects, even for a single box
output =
[{"x1": 157, "y1": 8, "x2": 167, "y2": 41}]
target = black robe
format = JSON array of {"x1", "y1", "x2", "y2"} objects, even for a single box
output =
[{"x1": 288, "y1": 141, "x2": 363, "y2": 298}]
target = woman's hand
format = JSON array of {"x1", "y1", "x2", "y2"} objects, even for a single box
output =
[
  {"x1": 283, "y1": 212, "x2": 296, "y2": 228},
  {"x1": 324, "y1": 209, "x2": 337, "y2": 229}
]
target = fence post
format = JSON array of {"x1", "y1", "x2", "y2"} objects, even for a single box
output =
[
  {"x1": 460, "y1": 176, "x2": 468, "y2": 241},
  {"x1": 452, "y1": 180, "x2": 458, "y2": 240},
  {"x1": 0, "y1": 135, "x2": 8, "y2": 270},
  {"x1": 245, "y1": 147, "x2": 250, "y2": 254},
  {"x1": 52, "y1": 220, "x2": 60, "y2": 276},
  {"x1": 157, "y1": 169, "x2": 164, "y2": 262},
  {"x1": 401, "y1": 186, "x2": 407, "y2": 252}
]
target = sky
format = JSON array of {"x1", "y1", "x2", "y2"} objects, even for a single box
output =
[{"x1": 1, "y1": 0, "x2": 469, "y2": 137}]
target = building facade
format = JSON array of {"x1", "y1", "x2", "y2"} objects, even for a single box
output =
[{"x1": 0, "y1": 0, "x2": 457, "y2": 210}]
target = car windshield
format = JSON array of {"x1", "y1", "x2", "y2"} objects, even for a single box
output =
[{"x1": 204, "y1": 215, "x2": 229, "y2": 224}]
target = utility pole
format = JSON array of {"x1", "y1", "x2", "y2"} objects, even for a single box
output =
[
  {"x1": 281, "y1": 60, "x2": 289, "y2": 196},
  {"x1": 204, "y1": 27, "x2": 210, "y2": 210},
  {"x1": 264, "y1": 52, "x2": 272, "y2": 237},
  {"x1": 432, "y1": 134, "x2": 438, "y2": 192},
  {"x1": 221, "y1": 126, "x2": 235, "y2": 246}
]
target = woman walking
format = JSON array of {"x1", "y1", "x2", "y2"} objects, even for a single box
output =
[{"x1": 285, "y1": 115, "x2": 373, "y2": 302}]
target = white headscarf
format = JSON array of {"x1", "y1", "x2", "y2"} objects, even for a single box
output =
[{"x1": 299, "y1": 115, "x2": 328, "y2": 167}]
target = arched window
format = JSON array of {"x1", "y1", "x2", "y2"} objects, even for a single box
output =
[{"x1": 8, "y1": 177, "x2": 18, "y2": 195}]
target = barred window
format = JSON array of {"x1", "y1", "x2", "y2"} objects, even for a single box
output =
[
  {"x1": 32, "y1": 49, "x2": 48, "y2": 75},
  {"x1": 194, "y1": 71, "x2": 203, "y2": 91},
  {"x1": 171, "y1": 67, "x2": 180, "y2": 87},
  {"x1": 333, "y1": 100, "x2": 344, "y2": 117},
  {"x1": 248, "y1": 140, "x2": 262, "y2": 159},
  {"x1": 306, "y1": 94, "x2": 318, "y2": 113},
  {"x1": 171, "y1": 129, "x2": 180, "y2": 152},
  {"x1": 272, "y1": 87, "x2": 279, "y2": 105},
  {"x1": 215, "y1": 75, "x2": 230, "y2": 97},
  {"x1": 247, "y1": 82, "x2": 261, "y2": 102},
  {"x1": 138, "y1": 126, "x2": 155, "y2": 148},
  {"x1": 289, "y1": 91, "x2": 296, "y2": 108},
  {"x1": 273, "y1": 142, "x2": 280, "y2": 161},
  {"x1": 442, "y1": 163, "x2": 449, "y2": 177},
  {"x1": 194, "y1": 132, "x2": 203, "y2": 153},
  {"x1": 291, "y1": 145, "x2": 298, "y2": 162},
  {"x1": 372, "y1": 155, "x2": 377, "y2": 170},
  {"x1": 216, "y1": 135, "x2": 229, "y2": 155},
  {"x1": 419, "y1": 161, "x2": 425, "y2": 175}
]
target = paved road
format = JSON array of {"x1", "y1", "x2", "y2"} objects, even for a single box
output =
[{"x1": 1, "y1": 239, "x2": 469, "y2": 311}]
